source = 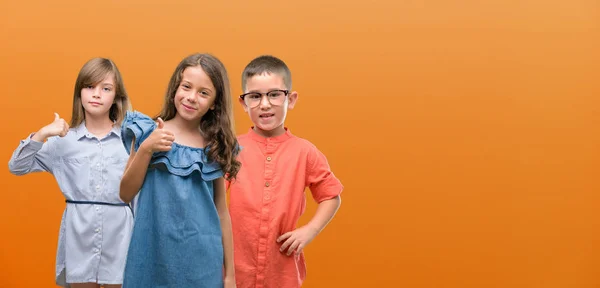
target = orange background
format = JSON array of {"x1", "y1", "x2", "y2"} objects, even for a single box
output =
[{"x1": 1, "y1": 0, "x2": 599, "y2": 287}]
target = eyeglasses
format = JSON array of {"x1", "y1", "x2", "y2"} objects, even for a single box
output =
[{"x1": 239, "y1": 90, "x2": 289, "y2": 108}]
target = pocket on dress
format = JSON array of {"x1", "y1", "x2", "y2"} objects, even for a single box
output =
[{"x1": 57, "y1": 156, "x2": 90, "y2": 194}]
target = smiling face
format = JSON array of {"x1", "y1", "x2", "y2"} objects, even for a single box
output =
[
  {"x1": 240, "y1": 72, "x2": 298, "y2": 138},
  {"x1": 173, "y1": 66, "x2": 217, "y2": 124}
]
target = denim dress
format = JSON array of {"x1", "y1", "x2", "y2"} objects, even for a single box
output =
[{"x1": 121, "y1": 111, "x2": 224, "y2": 288}]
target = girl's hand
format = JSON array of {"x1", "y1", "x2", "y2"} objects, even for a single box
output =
[
  {"x1": 32, "y1": 113, "x2": 69, "y2": 142},
  {"x1": 139, "y1": 117, "x2": 175, "y2": 154}
]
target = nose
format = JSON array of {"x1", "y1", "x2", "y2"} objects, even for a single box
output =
[
  {"x1": 258, "y1": 94, "x2": 271, "y2": 109},
  {"x1": 93, "y1": 87, "x2": 101, "y2": 98},
  {"x1": 185, "y1": 91, "x2": 197, "y2": 102}
]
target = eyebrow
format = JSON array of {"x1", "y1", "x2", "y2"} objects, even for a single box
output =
[
  {"x1": 247, "y1": 88, "x2": 284, "y2": 93},
  {"x1": 181, "y1": 80, "x2": 213, "y2": 93}
]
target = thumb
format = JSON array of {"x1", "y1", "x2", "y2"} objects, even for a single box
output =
[
  {"x1": 156, "y1": 117, "x2": 165, "y2": 129},
  {"x1": 54, "y1": 113, "x2": 59, "y2": 121}
]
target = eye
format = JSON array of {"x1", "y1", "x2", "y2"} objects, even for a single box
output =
[
  {"x1": 248, "y1": 93, "x2": 261, "y2": 99},
  {"x1": 103, "y1": 87, "x2": 112, "y2": 92},
  {"x1": 181, "y1": 84, "x2": 191, "y2": 89},
  {"x1": 86, "y1": 85, "x2": 94, "y2": 89},
  {"x1": 268, "y1": 91, "x2": 283, "y2": 98}
]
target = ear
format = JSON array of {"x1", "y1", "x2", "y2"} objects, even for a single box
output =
[
  {"x1": 287, "y1": 91, "x2": 298, "y2": 110},
  {"x1": 239, "y1": 97, "x2": 249, "y2": 112}
]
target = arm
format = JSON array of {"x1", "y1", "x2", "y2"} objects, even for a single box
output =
[
  {"x1": 120, "y1": 117, "x2": 174, "y2": 203},
  {"x1": 305, "y1": 195, "x2": 341, "y2": 236},
  {"x1": 278, "y1": 145, "x2": 344, "y2": 256},
  {"x1": 277, "y1": 196, "x2": 341, "y2": 256},
  {"x1": 9, "y1": 133, "x2": 55, "y2": 175},
  {"x1": 119, "y1": 138, "x2": 153, "y2": 203},
  {"x1": 214, "y1": 177, "x2": 236, "y2": 286},
  {"x1": 8, "y1": 113, "x2": 69, "y2": 175}
]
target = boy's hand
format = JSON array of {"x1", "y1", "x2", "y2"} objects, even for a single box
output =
[
  {"x1": 224, "y1": 277, "x2": 236, "y2": 288},
  {"x1": 277, "y1": 225, "x2": 319, "y2": 256},
  {"x1": 139, "y1": 117, "x2": 174, "y2": 154}
]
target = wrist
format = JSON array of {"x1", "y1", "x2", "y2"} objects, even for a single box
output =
[
  {"x1": 31, "y1": 129, "x2": 49, "y2": 142},
  {"x1": 304, "y1": 223, "x2": 320, "y2": 236},
  {"x1": 139, "y1": 142, "x2": 154, "y2": 155}
]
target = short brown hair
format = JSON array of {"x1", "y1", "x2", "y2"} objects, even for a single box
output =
[
  {"x1": 241, "y1": 55, "x2": 292, "y2": 91},
  {"x1": 71, "y1": 57, "x2": 131, "y2": 127}
]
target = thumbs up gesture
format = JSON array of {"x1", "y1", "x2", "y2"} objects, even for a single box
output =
[
  {"x1": 140, "y1": 117, "x2": 175, "y2": 154},
  {"x1": 33, "y1": 113, "x2": 70, "y2": 142}
]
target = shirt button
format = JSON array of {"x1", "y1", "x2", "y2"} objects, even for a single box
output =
[
  {"x1": 265, "y1": 194, "x2": 270, "y2": 200},
  {"x1": 95, "y1": 207, "x2": 100, "y2": 211},
  {"x1": 266, "y1": 156, "x2": 272, "y2": 162},
  {"x1": 96, "y1": 163, "x2": 101, "y2": 167},
  {"x1": 94, "y1": 248, "x2": 99, "y2": 253},
  {"x1": 265, "y1": 182, "x2": 270, "y2": 187},
  {"x1": 95, "y1": 228, "x2": 101, "y2": 233}
]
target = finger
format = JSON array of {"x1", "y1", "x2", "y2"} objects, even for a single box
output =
[
  {"x1": 277, "y1": 232, "x2": 291, "y2": 243},
  {"x1": 295, "y1": 243, "x2": 305, "y2": 255},
  {"x1": 162, "y1": 134, "x2": 176, "y2": 142},
  {"x1": 54, "y1": 113, "x2": 59, "y2": 121},
  {"x1": 287, "y1": 240, "x2": 300, "y2": 256},
  {"x1": 280, "y1": 236, "x2": 295, "y2": 252},
  {"x1": 158, "y1": 145, "x2": 172, "y2": 152},
  {"x1": 163, "y1": 130, "x2": 175, "y2": 137},
  {"x1": 156, "y1": 117, "x2": 165, "y2": 129}
]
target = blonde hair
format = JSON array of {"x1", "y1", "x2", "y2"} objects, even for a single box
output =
[{"x1": 71, "y1": 57, "x2": 131, "y2": 127}]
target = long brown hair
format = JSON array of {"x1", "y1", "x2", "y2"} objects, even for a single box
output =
[
  {"x1": 157, "y1": 53, "x2": 240, "y2": 180},
  {"x1": 71, "y1": 57, "x2": 131, "y2": 127}
]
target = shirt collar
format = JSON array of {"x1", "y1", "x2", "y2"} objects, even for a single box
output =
[
  {"x1": 75, "y1": 121, "x2": 121, "y2": 140},
  {"x1": 247, "y1": 127, "x2": 293, "y2": 144}
]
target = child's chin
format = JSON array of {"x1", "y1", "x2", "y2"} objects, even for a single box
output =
[
  {"x1": 255, "y1": 123, "x2": 276, "y2": 131},
  {"x1": 85, "y1": 108, "x2": 110, "y2": 117},
  {"x1": 177, "y1": 111, "x2": 203, "y2": 121}
]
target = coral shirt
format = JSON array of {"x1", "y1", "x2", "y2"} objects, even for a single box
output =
[{"x1": 228, "y1": 128, "x2": 343, "y2": 288}]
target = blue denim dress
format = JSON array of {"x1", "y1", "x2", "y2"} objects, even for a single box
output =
[{"x1": 121, "y1": 111, "x2": 224, "y2": 288}]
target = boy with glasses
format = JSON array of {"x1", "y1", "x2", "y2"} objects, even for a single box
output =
[{"x1": 228, "y1": 55, "x2": 343, "y2": 288}]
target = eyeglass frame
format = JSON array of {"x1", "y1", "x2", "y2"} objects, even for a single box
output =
[{"x1": 239, "y1": 89, "x2": 290, "y2": 108}]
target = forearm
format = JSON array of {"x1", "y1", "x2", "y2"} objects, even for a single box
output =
[
  {"x1": 305, "y1": 195, "x2": 341, "y2": 234},
  {"x1": 220, "y1": 210, "x2": 235, "y2": 279},
  {"x1": 119, "y1": 149, "x2": 152, "y2": 203},
  {"x1": 31, "y1": 128, "x2": 50, "y2": 142},
  {"x1": 8, "y1": 133, "x2": 51, "y2": 175},
  {"x1": 214, "y1": 176, "x2": 235, "y2": 280}
]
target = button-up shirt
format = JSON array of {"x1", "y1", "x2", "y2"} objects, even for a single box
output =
[{"x1": 8, "y1": 122, "x2": 133, "y2": 286}]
